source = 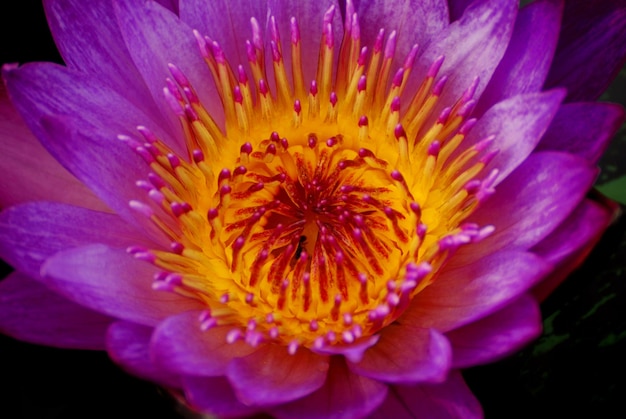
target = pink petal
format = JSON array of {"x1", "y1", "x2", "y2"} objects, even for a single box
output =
[
  {"x1": 114, "y1": 0, "x2": 223, "y2": 134},
  {"x1": 150, "y1": 310, "x2": 256, "y2": 376},
  {"x1": 106, "y1": 320, "x2": 181, "y2": 389},
  {"x1": 0, "y1": 201, "x2": 156, "y2": 280},
  {"x1": 227, "y1": 344, "x2": 329, "y2": 406},
  {"x1": 350, "y1": 324, "x2": 451, "y2": 384},
  {"x1": 410, "y1": 0, "x2": 517, "y2": 120},
  {"x1": 369, "y1": 371, "x2": 483, "y2": 419},
  {"x1": 355, "y1": 0, "x2": 449, "y2": 59},
  {"x1": 44, "y1": 0, "x2": 163, "y2": 123},
  {"x1": 536, "y1": 102, "x2": 626, "y2": 164},
  {"x1": 0, "y1": 85, "x2": 105, "y2": 210},
  {"x1": 446, "y1": 294, "x2": 542, "y2": 368},
  {"x1": 466, "y1": 89, "x2": 566, "y2": 184},
  {"x1": 270, "y1": 357, "x2": 388, "y2": 419},
  {"x1": 180, "y1": 0, "x2": 269, "y2": 76},
  {"x1": 403, "y1": 250, "x2": 551, "y2": 332},
  {"x1": 458, "y1": 152, "x2": 597, "y2": 263},
  {"x1": 531, "y1": 196, "x2": 618, "y2": 301},
  {"x1": 0, "y1": 271, "x2": 113, "y2": 350},
  {"x1": 182, "y1": 375, "x2": 262, "y2": 418},
  {"x1": 475, "y1": 0, "x2": 563, "y2": 115},
  {"x1": 40, "y1": 244, "x2": 204, "y2": 326}
]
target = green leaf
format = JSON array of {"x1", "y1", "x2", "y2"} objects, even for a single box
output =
[{"x1": 596, "y1": 175, "x2": 626, "y2": 205}]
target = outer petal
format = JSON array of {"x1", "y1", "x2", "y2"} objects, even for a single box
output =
[
  {"x1": 536, "y1": 102, "x2": 626, "y2": 164},
  {"x1": 459, "y1": 152, "x2": 597, "y2": 262},
  {"x1": 150, "y1": 310, "x2": 256, "y2": 376},
  {"x1": 3, "y1": 64, "x2": 174, "y2": 240},
  {"x1": 465, "y1": 89, "x2": 566, "y2": 184},
  {"x1": 545, "y1": 1, "x2": 626, "y2": 101},
  {"x1": 114, "y1": 0, "x2": 223, "y2": 134},
  {"x1": 0, "y1": 271, "x2": 113, "y2": 350},
  {"x1": 410, "y1": 0, "x2": 517, "y2": 119},
  {"x1": 227, "y1": 344, "x2": 329, "y2": 406},
  {"x1": 183, "y1": 375, "x2": 262, "y2": 418},
  {"x1": 106, "y1": 320, "x2": 181, "y2": 388},
  {"x1": 0, "y1": 85, "x2": 106, "y2": 210},
  {"x1": 403, "y1": 250, "x2": 551, "y2": 332},
  {"x1": 446, "y1": 294, "x2": 542, "y2": 368},
  {"x1": 369, "y1": 371, "x2": 483, "y2": 419},
  {"x1": 0, "y1": 202, "x2": 156, "y2": 280},
  {"x1": 475, "y1": 0, "x2": 562, "y2": 115},
  {"x1": 40, "y1": 244, "x2": 204, "y2": 326},
  {"x1": 43, "y1": 0, "x2": 162, "y2": 122},
  {"x1": 349, "y1": 325, "x2": 451, "y2": 384},
  {"x1": 271, "y1": 357, "x2": 388, "y2": 419},
  {"x1": 531, "y1": 196, "x2": 618, "y2": 301},
  {"x1": 354, "y1": 0, "x2": 449, "y2": 57}
]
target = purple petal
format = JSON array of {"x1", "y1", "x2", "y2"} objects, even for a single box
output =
[
  {"x1": 536, "y1": 102, "x2": 626, "y2": 164},
  {"x1": 106, "y1": 320, "x2": 181, "y2": 388},
  {"x1": 310, "y1": 334, "x2": 380, "y2": 363},
  {"x1": 402, "y1": 250, "x2": 551, "y2": 332},
  {"x1": 183, "y1": 375, "x2": 262, "y2": 418},
  {"x1": 114, "y1": 0, "x2": 223, "y2": 132},
  {"x1": 227, "y1": 345, "x2": 329, "y2": 406},
  {"x1": 475, "y1": 0, "x2": 563, "y2": 115},
  {"x1": 349, "y1": 325, "x2": 451, "y2": 384},
  {"x1": 43, "y1": 0, "x2": 163, "y2": 123},
  {"x1": 545, "y1": 1, "x2": 626, "y2": 101},
  {"x1": 150, "y1": 310, "x2": 256, "y2": 376},
  {"x1": 354, "y1": 0, "x2": 449, "y2": 58},
  {"x1": 0, "y1": 271, "x2": 113, "y2": 350},
  {"x1": 466, "y1": 89, "x2": 566, "y2": 184},
  {"x1": 270, "y1": 357, "x2": 388, "y2": 419},
  {"x1": 410, "y1": 0, "x2": 517, "y2": 118},
  {"x1": 531, "y1": 196, "x2": 618, "y2": 301},
  {"x1": 0, "y1": 201, "x2": 156, "y2": 280},
  {"x1": 446, "y1": 294, "x2": 541, "y2": 368},
  {"x1": 459, "y1": 152, "x2": 597, "y2": 262},
  {"x1": 0, "y1": 86, "x2": 106, "y2": 210},
  {"x1": 369, "y1": 371, "x2": 483, "y2": 419},
  {"x1": 40, "y1": 244, "x2": 204, "y2": 326}
]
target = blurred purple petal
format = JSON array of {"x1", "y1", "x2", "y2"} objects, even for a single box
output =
[
  {"x1": 183, "y1": 375, "x2": 262, "y2": 418},
  {"x1": 0, "y1": 271, "x2": 113, "y2": 350},
  {"x1": 227, "y1": 345, "x2": 329, "y2": 406},
  {"x1": 150, "y1": 310, "x2": 256, "y2": 376},
  {"x1": 106, "y1": 320, "x2": 181, "y2": 388},
  {"x1": 350, "y1": 325, "x2": 451, "y2": 384},
  {"x1": 370, "y1": 371, "x2": 483, "y2": 419},
  {"x1": 40, "y1": 244, "x2": 204, "y2": 326},
  {"x1": 447, "y1": 294, "x2": 542, "y2": 368},
  {"x1": 271, "y1": 357, "x2": 388, "y2": 419}
]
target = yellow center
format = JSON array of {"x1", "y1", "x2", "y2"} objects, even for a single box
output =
[{"x1": 127, "y1": 8, "x2": 495, "y2": 349}]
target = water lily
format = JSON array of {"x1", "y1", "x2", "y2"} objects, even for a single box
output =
[{"x1": 1, "y1": 0, "x2": 625, "y2": 417}]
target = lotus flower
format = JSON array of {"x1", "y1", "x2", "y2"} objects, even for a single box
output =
[{"x1": 1, "y1": 0, "x2": 625, "y2": 417}]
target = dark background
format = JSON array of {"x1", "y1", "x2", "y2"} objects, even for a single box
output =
[{"x1": 1, "y1": 1, "x2": 625, "y2": 418}]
